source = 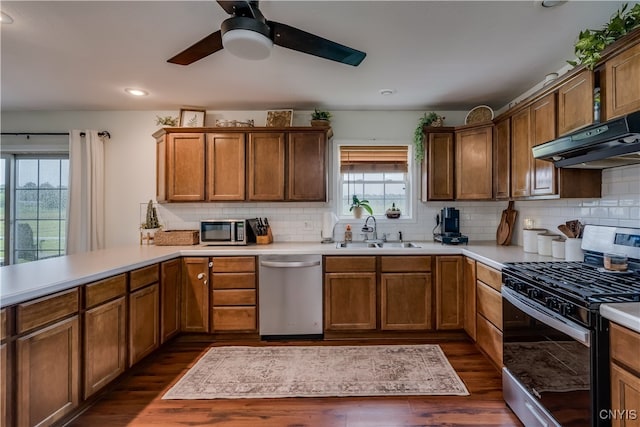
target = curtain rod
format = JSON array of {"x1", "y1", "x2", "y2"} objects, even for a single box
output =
[{"x1": 0, "y1": 131, "x2": 111, "y2": 139}]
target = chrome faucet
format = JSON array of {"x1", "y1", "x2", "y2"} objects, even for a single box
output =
[{"x1": 362, "y1": 216, "x2": 377, "y2": 241}]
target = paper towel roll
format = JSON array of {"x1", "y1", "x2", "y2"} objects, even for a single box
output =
[
  {"x1": 321, "y1": 212, "x2": 339, "y2": 241},
  {"x1": 523, "y1": 228, "x2": 547, "y2": 253}
]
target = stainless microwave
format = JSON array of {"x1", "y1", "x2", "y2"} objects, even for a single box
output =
[{"x1": 200, "y1": 219, "x2": 249, "y2": 245}]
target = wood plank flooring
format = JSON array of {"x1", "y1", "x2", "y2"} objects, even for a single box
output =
[{"x1": 67, "y1": 338, "x2": 522, "y2": 427}]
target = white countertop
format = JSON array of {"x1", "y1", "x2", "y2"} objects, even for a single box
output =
[
  {"x1": 0, "y1": 240, "x2": 558, "y2": 308},
  {"x1": 600, "y1": 303, "x2": 640, "y2": 334}
]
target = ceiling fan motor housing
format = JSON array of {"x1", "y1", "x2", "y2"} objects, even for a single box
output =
[{"x1": 221, "y1": 16, "x2": 273, "y2": 60}]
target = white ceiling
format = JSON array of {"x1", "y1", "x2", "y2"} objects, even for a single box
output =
[{"x1": 0, "y1": 1, "x2": 631, "y2": 112}]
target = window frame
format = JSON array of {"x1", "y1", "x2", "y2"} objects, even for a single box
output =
[{"x1": 333, "y1": 139, "x2": 417, "y2": 223}]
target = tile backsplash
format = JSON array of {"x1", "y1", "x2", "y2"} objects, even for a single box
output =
[{"x1": 157, "y1": 164, "x2": 639, "y2": 245}]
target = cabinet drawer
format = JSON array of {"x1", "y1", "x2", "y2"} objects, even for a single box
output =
[
  {"x1": 85, "y1": 274, "x2": 127, "y2": 308},
  {"x1": 130, "y1": 264, "x2": 159, "y2": 291},
  {"x1": 0, "y1": 308, "x2": 6, "y2": 341},
  {"x1": 381, "y1": 256, "x2": 431, "y2": 272},
  {"x1": 212, "y1": 307, "x2": 256, "y2": 331},
  {"x1": 211, "y1": 257, "x2": 255, "y2": 273},
  {"x1": 17, "y1": 288, "x2": 79, "y2": 334},
  {"x1": 476, "y1": 281, "x2": 502, "y2": 330},
  {"x1": 611, "y1": 322, "x2": 640, "y2": 375},
  {"x1": 212, "y1": 273, "x2": 256, "y2": 289},
  {"x1": 477, "y1": 263, "x2": 501, "y2": 292},
  {"x1": 477, "y1": 313, "x2": 503, "y2": 369},
  {"x1": 213, "y1": 290, "x2": 256, "y2": 306},
  {"x1": 325, "y1": 256, "x2": 376, "y2": 272}
]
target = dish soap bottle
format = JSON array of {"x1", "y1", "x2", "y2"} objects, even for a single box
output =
[{"x1": 344, "y1": 224, "x2": 352, "y2": 242}]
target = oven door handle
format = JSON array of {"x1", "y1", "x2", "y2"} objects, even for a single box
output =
[{"x1": 502, "y1": 287, "x2": 591, "y2": 347}]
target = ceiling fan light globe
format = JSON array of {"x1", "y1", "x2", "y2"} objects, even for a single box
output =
[{"x1": 222, "y1": 28, "x2": 273, "y2": 60}]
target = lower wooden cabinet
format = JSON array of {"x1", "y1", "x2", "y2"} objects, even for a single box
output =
[
  {"x1": 16, "y1": 316, "x2": 79, "y2": 427},
  {"x1": 381, "y1": 273, "x2": 432, "y2": 330},
  {"x1": 436, "y1": 256, "x2": 464, "y2": 330},
  {"x1": 325, "y1": 272, "x2": 377, "y2": 331},
  {"x1": 211, "y1": 257, "x2": 257, "y2": 332},
  {"x1": 610, "y1": 322, "x2": 640, "y2": 427},
  {"x1": 1, "y1": 308, "x2": 8, "y2": 427},
  {"x1": 83, "y1": 297, "x2": 126, "y2": 399},
  {"x1": 463, "y1": 257, "x2": 477, "y2": 340},
  {"x1": 476, "y1": 313, "x2": 503, "y2": 369},
  {"x1": 181, "y1": 257, "x2": 210, "y2": 333},
  {"x1": 475, "y1": 262, "x2": 503, "y2": 369},
  {"x1": 129, "y1": 283, "x2": 160, "y2": 366},
  {"x1": 161, "y1": 259, "x2": 181, "y2": 342}
]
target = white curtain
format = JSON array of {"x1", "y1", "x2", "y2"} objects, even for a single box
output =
[{"x1": 66, "y1": 130, "x2": 105, "y2": 254}]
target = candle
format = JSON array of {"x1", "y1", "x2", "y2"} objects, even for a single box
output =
[{"x1": 524, "y1": 218, "x2": 534, "y2": 229}]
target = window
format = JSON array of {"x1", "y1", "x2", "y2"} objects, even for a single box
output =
[
  {"x1": 1, "y1": 154, "x2": 69, "y2": 264},
  {"x1": 338, "y1": 144, "x2": 412, "y2": 218}
]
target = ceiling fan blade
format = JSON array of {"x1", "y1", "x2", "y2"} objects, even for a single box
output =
[
  {"x1": 217, "y1": 1, "x2": 257, "y2": 18},
  {"x1": 167, "y1": 31, "x2": 223, "y2": 65},
  {"x1": 269, "y1": 21, "x2": 366, "y2": 66}
]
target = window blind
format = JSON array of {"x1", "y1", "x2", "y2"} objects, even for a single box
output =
[{"x1": 340, "y1": 145, "x2": 408, "y2": 173}]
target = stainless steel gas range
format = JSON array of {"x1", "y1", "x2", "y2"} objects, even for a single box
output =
[{"x1": 501, "y1": 225, "x2": 640, "y2": 427}]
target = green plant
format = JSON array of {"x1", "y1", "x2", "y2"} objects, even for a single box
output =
[
  {"x1": 349, "y1": 195, "x2": 373, "y2": 215},
  {"x1": 569, "y1": 3, "x2": 640, "y2": 70},
  {"x1": 311, "y1": 108, "x2": 332, "y2": 121},
  {"x1": 413, "y1": 112, "x2": 443, "y2": 162},
  {"x1": 156, "y1": 115, "x2": 179, "y2": 126},
  {"x1": 142, "y1": 200, "x2": 160, "y2": 229}
]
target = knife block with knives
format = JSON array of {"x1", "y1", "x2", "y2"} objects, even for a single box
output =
[{"x1": 249, "y1": 218, "x2": 273, "y2": 245}]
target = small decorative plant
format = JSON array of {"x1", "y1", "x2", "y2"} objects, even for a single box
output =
[
  {"x1": 311, "y1": 108, "x2": 332, "y2": 121},
  {"x1": 141, "y1": 200, "x2": 160, "y2": 229},
  {"x1": 156, "y1": 115, "x2": 179, "y2": 127},
  {"x1": 385, "y1": 203, "x2": 401, "y2": 219},
  {"x1": 413, "y1": 112, "x2": 445, "y2": 162},
  {"x1": 568, "y1": 3, "x2": 640, "y2": 70},
  {"x1": 349, "y1": 195, "x2": 373, "y2": 218}
]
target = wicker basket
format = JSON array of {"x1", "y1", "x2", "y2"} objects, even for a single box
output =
[{"x1": 154, "y1": 230, "x2": 199, "y2": 246}]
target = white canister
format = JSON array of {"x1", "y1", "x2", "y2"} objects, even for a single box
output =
[
  {"x1": 552, "y1": 238, "x2": 566, "y2": 259},
  {"x1": 565, "y1": 238, "x2": 584, "y2": 261},
  {"x1": 537, "y1": 233, "x2": 559, "y2": 256},
  {"x1": 523, "y1": 228, "x2": 547, "y2": 253}
]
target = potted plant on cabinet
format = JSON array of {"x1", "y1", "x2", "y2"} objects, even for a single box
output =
[
  {"x1": 310, "y1": 108, "x2": 332, "y2": 127},
  {"x1": 140, "y1": 200, "x2": 161, "y2": 244},
  {"x1": 155, "y1": 115, "x2": 179, "y2": 127},
  {"x1": 349, "y1": 195, "x2": 373, "y2": 219},
  {"x1": 413, "y1": 112, "x2": 445, "y2": 162}
]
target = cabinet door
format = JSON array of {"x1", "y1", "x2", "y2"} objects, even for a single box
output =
[
  {"x1": 557, "y1": 69, "x2": 594, "y2": 135},
  {"x1": 422, "y1": 130, "x2": 455, "y2": 201},
  {"x1": 604, "y1": 42, "x2": 640, "y2": 120},
  {"x1": 287, "y1": 132, "x2": 326, "y2": 201},
  {"x1": 324, "y1": 272, "x2": 377, "y2": 331},
  {"x1": 463, "y1": 257, "x2": 477, "y2": 340},
  {"x1": 530, "y1": 93, "x2": 557, "y2": 196},
  {"x1": 156, "y1": 134, "x2": 167, "y2": 202},
  {"x1": 610, "y1": 363, "x2": 640, "y2": 427},
  {"x1": 206, "y1": 133, "x2": 245, "y2": 201},
  {"x1": 455, "y1": 125, "x2": 493, "y2": 200},
  {"x1": 161, "y1": 259, "x2": 181, "y2": 342},
  {"x1": 84, "y1": 296, "x2": 126, "y2": 398},
  {"x1": 493, "y1": 118, "x2": 511, "y2": 200},
  {"x1": 166, "y1": 133, "x2": 206, "y2": 201},
  {"x1": 248, "y1": 132, "x2": 285, "y2": 201},
  {"x1": 181, "y1": 258, "x2": 210, "y2": 333},
  {"x1": 380, "y1": 273, "x2": 432, "y2": 330},
  {"x1": 510, "y1": 108, "x2": 531, "y2": 197},
  {"x1": 129, "y1": 283, "x2": 159, "y2": 366},
  {"x1": 435, "y1": 256, "x2": 464, "y2": 330},
  {"x1": 16, "y1": 316, "x2": 79, "y2": 427}
]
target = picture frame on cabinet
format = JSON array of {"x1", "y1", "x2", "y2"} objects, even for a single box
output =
[
  {"x1": 266, "y1": 109, "x2": 293, "y2": 127},
  {"x1": 179, "y1": 108, "x2": 206, "y2": 127}
]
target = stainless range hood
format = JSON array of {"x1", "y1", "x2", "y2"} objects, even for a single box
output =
[{"x1": 532, "y1": 110, "x2": 640, "y2": 169}]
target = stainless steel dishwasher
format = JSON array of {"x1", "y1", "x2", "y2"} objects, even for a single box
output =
[{"x1": 258, "y1": 254, "x2": 323, "y2": 339}]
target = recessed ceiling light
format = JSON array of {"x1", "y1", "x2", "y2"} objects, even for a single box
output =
[
  {"x1": 124, "y1": 88, "x2": 149, "y2": 97},
  {"x1": 379, "y1": 89, "x2": 396, "y2": 96},
  {"x1": 0, "y1": 11, "x2": 14, "y2": 24}
]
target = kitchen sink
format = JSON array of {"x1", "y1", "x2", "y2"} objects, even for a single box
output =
[{"x1": 335, "y1": 241, "x2": 421, "y2": 249}]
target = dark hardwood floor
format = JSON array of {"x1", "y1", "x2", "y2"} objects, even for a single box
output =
[{"x1": 68, "y1": 338, "x2": 522, "y2": 427}]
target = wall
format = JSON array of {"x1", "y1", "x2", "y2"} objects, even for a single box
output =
[{"x1": 3, "y1": 110, "x2": 639, "y2": 248}]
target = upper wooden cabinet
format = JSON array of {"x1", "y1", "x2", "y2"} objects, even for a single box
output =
[
  {"x1": 602, "y1": 40, "x2": 640, "y2": 120},
  {"x1": 530, "y1": 93, "x2": 557, "y2": 196},
  {"x1": 510, "y1": 108, "x2": 531, "y2": 198},
  {"x1": 248, "y1": 132, "x2": 286, "y2": 201},
  {"x1": 493, "y1": 118, "x2": 511, "y2": 200},
  {"x1": 455, "y1": 123, "x2": 493, "y2": 200},
  {"x1": 206, "y1": 133, "x2": 245, "y2": 201},
  {"x1": 155, "y1": 127, "x2": 329, "y2": 203},
  {"x1": 557, "y1": 69, "x2": 594, "y2": 135},
  {"x1": 421, "y1": 127, "x2": 455, "y2": 201}
]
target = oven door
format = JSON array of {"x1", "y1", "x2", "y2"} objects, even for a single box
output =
[{"x1": 502, "y1": 287, "x2": 594, "y2": 427}]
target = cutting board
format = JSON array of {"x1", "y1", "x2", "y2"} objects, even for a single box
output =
[{"x1": 497, "y1": 201, "x2": 518, "y2": 246}]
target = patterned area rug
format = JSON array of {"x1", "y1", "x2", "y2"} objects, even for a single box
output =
[{"x1": 163, "y1": 344, "x2": 469, "y2": 399}]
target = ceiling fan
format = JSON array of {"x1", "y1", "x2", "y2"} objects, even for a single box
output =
[{"x1": 167, "y1": 0, "x2": 366, "y2": 66}]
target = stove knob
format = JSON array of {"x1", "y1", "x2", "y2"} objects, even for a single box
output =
[
  {"x1": 545, "y1": 297, "x2": 558, "y2": 310},
  {"x1": 528, "y1": 288, "x2": 539, "y2": 299},
  {"x1": 562, "y1": 304, "x2": 574, "y2": 316}
]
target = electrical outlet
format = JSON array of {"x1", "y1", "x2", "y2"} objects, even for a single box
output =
[{"x1": 304, "y1": 221, "x2": 313, "y2": 230}]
